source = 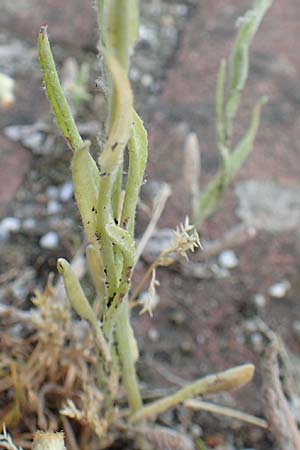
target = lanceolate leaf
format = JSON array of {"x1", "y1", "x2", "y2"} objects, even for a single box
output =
[
  {"x1": 227, "y1": 96, "x2": 267, "y2": 180},
  {"x1": 96, "y1": 50, "x2": 133, "y2": 300},
  {"x1": 98, "y1": 50, "x2": 133, "y2": 173},
  {"x1": 130, "y1": 364, "x2": 255, "y2": 424},
  {"x1": 39, "y1": 25, "x2": 101, "y2": 223},
  {"x1": 38, "y1": 26, "x2": 82, "y2": 151},
  {"x1": 225, "y1": 0, "x2": 272, "y2": 134},
  {"x1": 99, "y1": 0, "x2": 138, "y2": 70},
  {"x1": 195, "y1": 96, "x2": 266, "y2": 228},
  {"x1": 72, "y1": 141, "x2": 100, "y2": 244},
  {"x1": 105, "y1": 221, "x2": 135, "y2": 269},
  {"x1": 194, "y1": 0, "x2": 272, "y2": 228},
  {"x1": 215, "y1": 59, "x2": 227, "y2": 147},
  {"x1": 122, "y1": 110, "x2": 148, "y2": 236},
  {"x1": 57, "y1": 258, "x2": 110, "y2": 363}
]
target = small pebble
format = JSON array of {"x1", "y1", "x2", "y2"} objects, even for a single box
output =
[
  {"x1": 39, "y1": 231, "x2": 59, "y2": 249},
  {"x1": 292, "y1": 321, "x2": 300, "y2": 335},
  {"x1": 46, "y1": 185, "x2": 59, "y2": 199},
  {"x1": 268, "y1": 280, "x2": 291, "y2": 298},
  {"x1": 141, "y1": 73, "x2": 153, "y2": 87},
  {"x1": 139, "y1": 24, "x2": 156, "y2": 44},
  {"x1": 180, "y1": 340, "x2": 193, "y2": 353},
  {"x1": 242, "y1": 319, "x2": 257, "y2": 332},
  {"x1": 129, "y1": 67, "x2": 140, "y2": 82},
  {"x1": 251, "y1": 332, "x2": 264, "y2": 353},
  {"x1": 254, "y1": 293, "x2": 266, "y2": 308},
  {"x1": 175, "y1": 4, "x2": 189, "y2": 16},
  {"x1": 47, "y1": 200, "x2": 61, "y2": 214},
  {"x1": 196, "y1": 334, "x2": 206, "y2": 345},
  {"x1": 170, "y1": 310, "x2": 186, "y2": 326},
  {"x1": 60, "y1": 181, "x2": 73, "y2": 202},
  {"x1": 0, "y1": 217, "x2": 21, "y2": 236},
  {"x1": 23, "y1": 218, "x2": 36, "y2": 230},
  {"x1": 218, "y1": 250, "x2": 239, "y2": 269},
  {"x1": 210, "y1": 263, "x2": 230, "y2": 278},
  {"x1": 190, "y1": 424, "x2": 203, "y2": 437},
  {"x1": 23, "y1": 132, "x2": 44, "y2": 152},
  {"x1": 148, "y1": 328, "x2": 159, "y2": 342}
]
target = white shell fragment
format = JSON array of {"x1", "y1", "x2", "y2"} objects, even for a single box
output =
[
  {"x1": 254, "y1": 293, "x2": 266, "y2": 308},
  {"x1": 0, "y1": 217, "x2": 21, "y2": 237},
  {"x1": 46, "y1": 185, "x2": 59, "y2": 199},
  {"x1": 268, "y1": 280, "x2": 291, "y2": 299},
  {"x1": 218, "y1": 250, "x2": 239, "y2": 269},
  {"x1": 60, "y1": 181, "x2": 73, "y2": 202},
  {"x1": 39, "y1": 231, "x2": 59, "y2": 249},
  {"x1": 47, "y1": 200, "x2": 61, "y2": 215},
  {"x1": 23, "y1": 218, "x2": 36, "y2": 231}
]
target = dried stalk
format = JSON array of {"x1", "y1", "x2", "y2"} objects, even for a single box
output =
[
  {"x1": 262, "y1": 344, "x2": 300, "y2": 450},
  {"x1": 184, "y1": 399, "x2": 268, "y2": 429}
]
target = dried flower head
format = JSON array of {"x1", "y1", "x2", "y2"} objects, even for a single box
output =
[
  {"x1": 0, "y1": 426, "x2": 22, "y2": 450},
  {"x1": 138, "y1": 269, "x2": 160, "y2": 317},
  {"x1": 171, "y1": 217, "x2": 202, "y2": 260},
  {"x1": 61, "y1": 385, "x2": 115, "y2": 440},
  {"x1": 32, "y1": 432, "x2": 66, "y2": 450}
]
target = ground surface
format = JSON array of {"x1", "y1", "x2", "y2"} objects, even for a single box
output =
[{"x1": 1, "y1": 1, "x2": 300, "y2": 449}]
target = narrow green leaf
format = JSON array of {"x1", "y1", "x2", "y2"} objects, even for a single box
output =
[
  {"x1": 38, "y1": 25, "x2": 82, "y2": 151},
  {"x1": 98, "y1": 50, "x2": 133, "y2": 173},
  {"x1": 225, "y1": 0, "x2": 272, "y2": 138},
  {"x1": 216, "y1": 59, "x2": 227, "y2": 146},
  {"x1": 130, "y1": 364, "x2": 255, "y2": 423},
  {"x1": 57, "y1": 258, "x2": 110, "y2": 362},
  {"x1": 86, "y1": 244, "x2": 106, "y2": 310},
  {"x1": 105, "y1": 221, "x2": 135, "y2": 269},
  {"x1": 96, "y1": 50, "x2": 133, "y2": 300},
  {"x1": 128, "y1": 0, "x2": 139, "y2": 48},
  {"x1": 105, "y1": 221, "x2": 135, "y2": 307},
  {"x1": 194, "y1": 167, "x2": 226, "y2": 227},
  {"x1": 99, "y1": 0, "x2": 138, "y2": 71},
  {"x1": 121, "y1": 110, "x2": 148, "y2": 236},
  {"x1": 72, "y1": 141, "x2": 100, "y2": 244},
  {"x1": 228, "y1": 96, "x2": 267, "y2": 179}
]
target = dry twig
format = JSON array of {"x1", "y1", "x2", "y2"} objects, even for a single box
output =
[{"x1": 262, "y1": 343, "x2": 300, "y2": 450}]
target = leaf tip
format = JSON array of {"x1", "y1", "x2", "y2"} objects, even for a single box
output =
[
  {"x1": 57, "y1": 257, "x2": 67, "y2": 275},
  {"x1": 39, "y1": 24, "x2": 48, "y2": 39}
]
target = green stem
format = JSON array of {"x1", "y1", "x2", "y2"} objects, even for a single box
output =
[
  {"x1": 115, "y1": 300, "x2": 142, "y2": 412},
  {"x1": 121, "y1": 111, "x2": 148, "y2": 236},
  {"x1": 96, "y1": 174, "x2": 118, "y2": 301},
  {"x1": 129, "y1": 364, "x2": 254, "y2": 423}
]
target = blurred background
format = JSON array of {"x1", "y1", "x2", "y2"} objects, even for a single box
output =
[{"x1": 1, "y1": 1, "x2": 300, "y2": 448}]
